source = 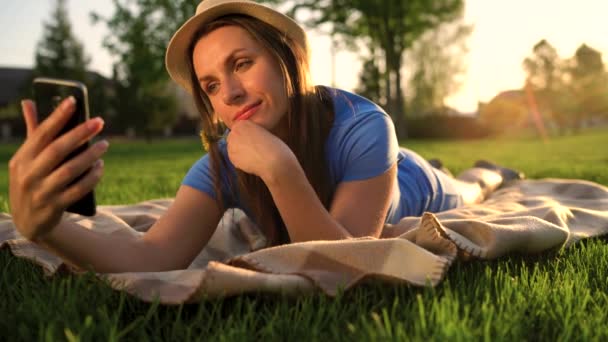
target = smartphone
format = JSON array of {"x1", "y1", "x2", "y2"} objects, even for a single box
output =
[{"x1": 33, "y1": 77, "x2": 97, "y2": 216}]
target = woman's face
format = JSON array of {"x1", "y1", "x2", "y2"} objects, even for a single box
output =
[{"x1": 192, "y1": 25, "x2": 288, "y2": 132}]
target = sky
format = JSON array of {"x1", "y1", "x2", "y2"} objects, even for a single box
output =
[{"x1": 1, "y1": 0, "x2": 607, "y2": 113}]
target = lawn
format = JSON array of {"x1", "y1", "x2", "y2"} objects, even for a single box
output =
[{"x1": 1, "y1": 130, "x2": 607, "y2": 341}]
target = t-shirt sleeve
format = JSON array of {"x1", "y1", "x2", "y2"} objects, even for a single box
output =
[
  {"x1": 338, "y1": 111, "x2": 400, "y2": 182},
  {"x1": 182, "y1": 154, "x2": 218, "y2": 200}
]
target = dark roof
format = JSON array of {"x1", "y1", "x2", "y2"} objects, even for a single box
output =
[{"x1": 0, "y1": 67, "x2": 32, "y2": 105}]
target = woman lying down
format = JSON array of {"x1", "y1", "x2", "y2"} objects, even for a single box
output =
[{"x1": 8, "y1": 0, "x2": 523, "y2": 273}]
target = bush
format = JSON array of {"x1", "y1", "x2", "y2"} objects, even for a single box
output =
[{"x1": 405, "y1": 114, "x2": 489, "y2": 139}]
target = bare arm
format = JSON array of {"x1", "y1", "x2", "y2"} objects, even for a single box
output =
[
  {"x1": 37, "y1": 185, "x2": 222, "y2": 273},
  {"x1": 264, "y1": 159, "x2": 396, "y2": 242}
]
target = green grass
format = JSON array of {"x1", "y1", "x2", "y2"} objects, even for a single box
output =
[{"x1": 1, "y1": 130, "x2": 607, "y2": 341}]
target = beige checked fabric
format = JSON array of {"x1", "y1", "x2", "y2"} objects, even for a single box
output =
[{"x1": 1, "y1": 178, "x2": 607, "y2": 304}]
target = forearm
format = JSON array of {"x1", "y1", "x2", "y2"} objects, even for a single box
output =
[
  {"x1": 264, "y1": 160, "x2": 352, "y2": 243},
  {"x1": 36, "y1": 218, "x2": 158, "y2": 273}
]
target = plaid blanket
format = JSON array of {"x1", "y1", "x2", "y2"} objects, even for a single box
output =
[{"x1": 1, "y1": 178, "x2": 607, "y2": 304}]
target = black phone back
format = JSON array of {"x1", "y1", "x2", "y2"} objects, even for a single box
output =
[{"x1": 33, "y1": 77, "x2": 96, "y2": 216}]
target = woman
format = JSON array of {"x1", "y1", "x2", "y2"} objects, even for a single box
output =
[{"x1": 8, "y1": 0, "x2": 522, "y2": 273}]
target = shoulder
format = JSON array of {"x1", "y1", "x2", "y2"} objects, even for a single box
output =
[
  {"x1": 325, "y1": 88, "x2": 395, "y2": 141},
  {"x1": 324, "y1": 88, "x2": 399, "y2": 182},
  {"x1": 326, "y1": 87, "x2": 388, "y2": 125}
]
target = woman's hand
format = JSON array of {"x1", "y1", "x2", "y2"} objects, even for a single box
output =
[
  {"x1": 226, "y1": 120, "x2": 296, "y2": 180},
  {"x1": 8, "y1": 97, "x2": 108, "y2": 241}
]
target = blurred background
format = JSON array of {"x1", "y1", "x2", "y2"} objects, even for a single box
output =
[{"x1": 1, "y1": 0, "x2": 607, "y2": 141}]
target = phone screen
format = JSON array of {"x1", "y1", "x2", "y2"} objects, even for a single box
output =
[
  {"x1": 33, "y1": 77, "x2": 96, "y2": 216},
  {"x1": 33, "y1": 78, "x2": 90, "y2": 138}
]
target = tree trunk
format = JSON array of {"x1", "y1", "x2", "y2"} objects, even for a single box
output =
[
  {"x1": 393, "y1": 52, "x2": 407, "y2": 138},
  {"x1": 384, "y1": 51, "x2": 393, "y2": 117}
]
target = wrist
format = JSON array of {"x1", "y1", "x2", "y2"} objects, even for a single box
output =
[
  {"x1": 31, "y1": 219, "x2": 63, "y2": 245},
  {"x1": 262, "y1": 153, "x2": 302, "y2": 188}
]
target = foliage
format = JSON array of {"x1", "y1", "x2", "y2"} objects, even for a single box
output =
[
  {"x1": 35, "y1": 0, "x2": 91, "y2": 82},
  {"x1": 282, "y1": 0, "x2": 464, "y2": 137},
  {"x1": 406, "y1": 18, "x2": 472, "y2": 115},
  {"x1": 568, "y1": 45, "x2": 608, "y2": 127},
  {"x1": 523, "y1": 39, "x2": 561, "y2": 92},
  {"x1": 90, "y1": 0, "x2": 194, "y2": 137},
  {"x1": 0, "y1": 103, "x2": 21, "y2": 120},
  {"x1": 405, "y1": 112, "x2": 488, "y2": 140},
  {"x1": 354, "y1": 47, "x2": 384, "y2": 105},
  {"x1": 522, "y1": 40, "x2": 608, "y2": 134}
]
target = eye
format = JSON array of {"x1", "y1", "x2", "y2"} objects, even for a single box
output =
[
  {"x1": 205, "y1": 82, "x2": 219, "y2": 95},
  {"x1": 235, "y1": 59, "x2": 252, "y2": 72}
]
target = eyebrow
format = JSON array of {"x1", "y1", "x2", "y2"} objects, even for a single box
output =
[{"x1": 197, "y1": 48, "x2": 248, "y2": 83}]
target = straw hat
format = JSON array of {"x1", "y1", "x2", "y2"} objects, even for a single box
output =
[{"x1": 165, "y1": 0, "x2": 308, "y2": 94}]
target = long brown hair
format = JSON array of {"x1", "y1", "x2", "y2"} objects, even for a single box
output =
[{"x1": 187, "y1": 15, "x2": 335, "y2": 245}]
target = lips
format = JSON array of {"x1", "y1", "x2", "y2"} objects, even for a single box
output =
[{"x1": 234, "y1": 100, "x2": 262, "y2": 121}]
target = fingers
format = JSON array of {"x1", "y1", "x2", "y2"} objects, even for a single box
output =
[
  {"x1": 57, "y1": 159, "x2": 104, "y2": 210},
  {"x1": 42, "y1": 139, "x2": 109, "y2": 194},
  {"x1": 30, "y1": 116, "x2": 105, "y2": 179},
  {"x1": 25, "y1": 96, "x2": 77, "y2": 157},
  {"x1": 21, "y1": 100, "x2": 38, "y2": 137}
]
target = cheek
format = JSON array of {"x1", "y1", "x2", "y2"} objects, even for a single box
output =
[
  {"x1": 266, "y1": 70, "x2": 288, "y2": 111},
  {"x1": 209, "y1": 99, "x2": 229, "y2": 123}
]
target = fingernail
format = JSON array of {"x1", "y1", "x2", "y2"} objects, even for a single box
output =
[
  {"x1": 62, "y1": 96, "x2": 75, "y2": 110},
  {"x1": 96, "y1": 140, "x2": 109, "y2": 151},
  {"x1": 21, "y1": 99, "x2": 32, "y2": 111},
  {"x1": 87, "y1": 117, "x2": 104, "y2": 130},
  {"x1": 94, "y1": 159, "x2": 104, "y2": 168}
]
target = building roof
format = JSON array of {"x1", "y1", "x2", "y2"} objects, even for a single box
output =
[{"x1": 0, "y1": 67, "x2": 32, "y2": 105}]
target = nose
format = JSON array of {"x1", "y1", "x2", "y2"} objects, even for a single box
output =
[{"x1": 222, "y1": 76, "x2": 245, "y2": 105}]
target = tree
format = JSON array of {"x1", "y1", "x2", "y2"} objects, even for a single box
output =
[
  {"x1": 91, "y1": 0, "x2": 191, "y2": 137},
  {"x1": 523, "y1": 41, "x2": 608, "y2": 134},
  {"x1": 522, "y1": 39, "x2": 569, "y2": 134},
  {"x1": 406, "y1": 16, "x2": 471, "y2": 116},
  {"x1": 284, "y1": 0, "x2": 464, "y2": 137},
  {"x1": 569, "y1": 44, "x2": 608, "y2": 129},
  {"x1": 523, "y1": 40, "x2": 562, "y2": 92},
  {"x1": 354, "y1": 46, "x2": 385, "y2": 104},
  {"x1": 35, "y1": 0, "x2": 90, "y2": 82}
]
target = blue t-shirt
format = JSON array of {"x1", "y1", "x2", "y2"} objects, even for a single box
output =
[{"x1": 182, "y1": 88, "x2": 462, "y2": 224}]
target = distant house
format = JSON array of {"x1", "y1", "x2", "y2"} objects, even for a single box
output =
[
  {"x1": 481, "y1": 90, "x2": 527, "y2": 111},
  {"x1": 0, "y1": 67, "x2": 32, "y2": 108},
  {"x1": 0, "y1": 67, "x2": 33, "y2": 139},
  {"x1": 478, "y1": 88, "x2": 556, "y2": 135},
  {"x1": 478, "y1": 90, "x2": 529, "y2": 133}
]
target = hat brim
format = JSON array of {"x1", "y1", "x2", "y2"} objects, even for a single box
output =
[{"x1": 165, "y1": 1, "x2": 308, "y2": 94}]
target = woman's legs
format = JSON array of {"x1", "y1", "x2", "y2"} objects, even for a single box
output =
[
  {"x1": 451, "y1": 168, "x2": 503, "y2": 204},
  {"x1": 430, "y1": 160, "x2": 525, "y2": 205}
]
